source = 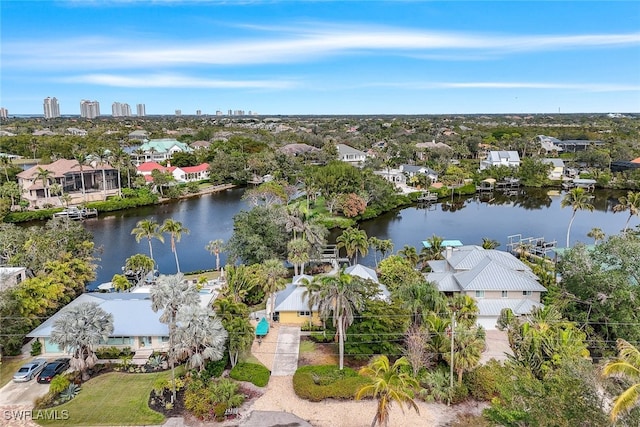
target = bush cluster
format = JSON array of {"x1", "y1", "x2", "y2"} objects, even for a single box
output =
[
  {"x1": 292, "y1": 365, "x2": 371, "y2": 402},
  {"x1": 229, "y1": 362, "x2": 270, "y2": 387},
  {"x1": 95, "y1": 346, "x2": 133, "y2": 359}
]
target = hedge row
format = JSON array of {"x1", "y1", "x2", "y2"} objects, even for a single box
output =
[{"x1": 292, "y1": 365, "x2": 371, "y2": 402}]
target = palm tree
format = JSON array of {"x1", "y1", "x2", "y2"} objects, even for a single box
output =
[
  {"x1": 561, "y1": 187, "x2": 594, "y2": 247},
  {"x1": 602, "y1": 338, "x2": 640, "y2": 422},
  {"x1": 306, "y1": 269, "x2": 365, "y2": 370},
  {"x1": 287, "y1": 238, "x2": 311, "y2": 275},
  {"x1": 481, "y1": 237, "x2": 500, "y2": 249},
  {"x1": 587, "y1": 227, "x2": 605, "y2": 244},
  {"x1": 50, "y1": 301, "x2": 114, "y2": 381},
  {"x1": 422, "y1": 234, "x2": 444, "y2": 261},
  {"x1": 222, "y1": 264, "x2": 258, "y2": 304},
  {"x1": 370, "y1": 237, "x2": 393, "y2": 267},
  {"x1": 131, "y1": 219, "x2": 164, "y2": 269},
  {"x1": 355, "y1": 355, "x2": 420, "y2": 427},
  {"x1": 35, "y1": 167, "x2": 53, "y2": 206},
  {"x1": 336, "y1": 227, "x2": 368, "y2": 264},
  {"x1": 73, "y1": 151, "x2": 89, "y2": 202},
  {"x1": 259, "y1": 259, "x2": 288, "y2": 325},
  {"x1": 396, "y1": 280, "x2": 445, "y2": 327},
  {"x1": 124, "y1": 253, "x2": 155, "y2": 284},
  {"x1": 160, "y1": 219, "x2": 190, "y2": 273},
  {"x1": 0, "y1": 155, "x2": 11, "y2": 182},
  {"x1": 205, "y1": 239, "x2": 224, "y2": 271},
  {"x1": 445, "y1": 326, "x2": 484, "y2": 384},
  {"x1": 613, "y1": 191, "x2": 640, "y2": 232},
  {"x1": 93, "y1": 150, "x2": 109, "y2": 200},
  {"x1": 150, "y1": 273, "x2": 200, "y2": 401},
  {"x1": 173, "y1": 304, "x2": 227, "y2": 372},
  {"x1": 398, "y1": 245, "x2": 419, "y2": 268}
]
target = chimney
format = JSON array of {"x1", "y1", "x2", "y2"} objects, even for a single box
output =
[{"x1": 445, "y1": 246, "x2": 453, "y2": 260}]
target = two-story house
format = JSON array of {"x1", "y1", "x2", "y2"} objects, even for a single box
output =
[{"x1": 479, "y1": 151, "x2": 521, "y2": 171}]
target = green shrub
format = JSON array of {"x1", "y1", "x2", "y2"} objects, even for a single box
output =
[
  {"x1": 4, "y1": 209, "x2": 59, "y2": 223},
  {"x1": 310, "y1": 331, "x2": 335, "y2": 343},
  {"x1": 229, "y1": 362, "x2": 270, "y2": 387},
  {"x1": 95, "y1": 346, "x2": 133, "y2": 359},
  {"x1": 195, "y1": 357, "x2": 227, "y2": 380},
  {"x1": 30, "y1": 340, "x2": 42, "y2": 356},
  {"x1": 464, "y1": 360, "x2": 502, "y2": 401},
  {"x1": 184, "y1": 378, "x2": 244, "y2": 420},
  {"x1": 293, "y1": 365, "x2": 371, "y2": 402},
  {"x1": 49, "y1": 374, "x2": 71, "y2": 395}
]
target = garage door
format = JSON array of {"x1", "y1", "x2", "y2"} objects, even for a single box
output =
[{"x1": 477, "y1": 316, "x2": 499, "y2": 330}]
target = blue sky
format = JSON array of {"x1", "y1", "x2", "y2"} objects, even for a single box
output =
[{"x1": 2, "y1": 1, "x2": 639, "y2": 115}]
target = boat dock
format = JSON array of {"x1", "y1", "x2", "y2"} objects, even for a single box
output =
[
  {"x1": 53, "y1": 206, "x2": 98, "y2": 220},
  {"x1": 507, "y1": 234, "x2": 557, "y2": 259}
]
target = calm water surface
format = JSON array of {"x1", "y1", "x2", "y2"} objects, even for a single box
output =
[{"x1": 85, "y1": 187, "x2": 630, "y2": 289}]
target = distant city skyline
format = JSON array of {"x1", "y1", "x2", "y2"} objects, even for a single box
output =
[{"x1": 1, "y1": 1, "x2": 639, "y2": 115}]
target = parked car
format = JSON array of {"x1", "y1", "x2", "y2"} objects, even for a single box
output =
[
  {"x1": 37, "y1": 358, "x2": 71, "y2": 384},
  {"x1": 13, "y1": 358, "x2": 47, "y2": 382}
]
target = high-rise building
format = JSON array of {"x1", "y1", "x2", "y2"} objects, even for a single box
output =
[
  {"x1": 136, "y1": 104, "x2": 146, "y2": 117},
  {"x1": 196, "y1": 109, "x2": 202, "y2": 116},
  {"x1": 175, "y1": 110, "x2": 182, "y2": 116},
  {"x1": 0, "y1": 108, "x2": 8, "y2": 119},
  {"x1": 43, "y1": 97, "x2": 60, "y2": 119},
  {"x1": 112, "y1": 102, "x2": 131, "y2": 117},
  {"x1": 80, "y1": 100, "x2": 100, "y2": 119}
]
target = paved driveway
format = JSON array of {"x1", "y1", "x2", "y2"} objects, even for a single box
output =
[
  {"x1": 480, "y1": 329, "x2": 513, "y2": 364},
  {"x1": 0, "y1": 379, "x2": 49, "y2": 406},
  {"x1": 271, "y1": 326, "x2": 300, "y2": 376}
]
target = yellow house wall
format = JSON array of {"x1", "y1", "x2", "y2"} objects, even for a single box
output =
[{"x1": 278, "y1": 311, "x2": 322, "y2": 326}]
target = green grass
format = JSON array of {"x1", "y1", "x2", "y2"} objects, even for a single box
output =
[
  {"x1": 0, "y1": 356, "x2": 29, "y2": 388},
  {"x1": 299, "y1": 340, "x2": 316, "y2": 353},
  {"x1": 37, "y1": 371, "x2": 173, "y2": 426}
]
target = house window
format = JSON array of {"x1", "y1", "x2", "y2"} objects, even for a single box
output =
[
  {"x1": 523, "y1": 291, "x2": 532, "y2": 296},
  {"x1": 475, "y1": 290, "x2": 485, "y2": 298},
  {"x1": 161, "y1": 336, "x2": 169, "y2": 343},
  {"x1": 501, "y1": 291, "x2": 508, "y2": 298},
  {"x1": 298, "y1": 311, "x2": 311, "y2": 317}
]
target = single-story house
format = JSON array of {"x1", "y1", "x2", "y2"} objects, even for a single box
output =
[
  {"x1": 128, "y1": 130, "x2": 149, "y2": 141},
  {"x1": 27, "y1": 291, "x2": 216, "y2": 356},
  {"x1": 425, "y1": 245, "x2": 546, "y2": 330},
  {"x1": 479, "y1": 151, "x2": 521, "y2": 171},
  {"x1": 399, "y1": 165, "x2": 439, "y2": 184},
  {"x1": 268, "y1": 265, "x2": 389, "y2": 325},
  {"x1": 136, "y1": 162, "x2": 210, "y2": 183}
]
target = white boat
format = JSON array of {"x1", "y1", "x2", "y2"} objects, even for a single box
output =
[{"x1": 53, "y1": 206, "x2": 98, "y2": 220}]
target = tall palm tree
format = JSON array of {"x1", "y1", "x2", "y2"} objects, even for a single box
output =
[
  {"x1": 73, "y1": 151, "x2": 89, "y2": 202},
  {"x1": 355, "y1": 355, "x2": 420, "y2": 427},
  {"x1": 160, "y1": 219, "x2": 190, "y2": 273},
  {"x1": 35, "y1": 167, "x2": 53, "y2": 206},
  {"x1": 481, "y1": 237, "x2": 500, "y2": 249},
  {"x1": 150, "y1": 273, "x2": 200, "y2": 401},
  {"x1": 396, "y1": 280, "x2": 445, "y2": 327},
  {"x1": 306, "y1": 269, "x2": 365, "y2": 370},
  {"x1": 131, "y1": 219, "x2": 164, "y2": 269},
  {"x1": 173, "y1": 304, "x2": 227, "y2": 372},
  {"x1": 259, "y1": 259, "x2": 288, "y2": 324},
  {"x1": 336, "y1": 227, "x2": 369, "y2": 265},
  {"x1": 50, "y1": 301, "x2": 114, "y2": 381},
  {"x1": 205, "y1": 239, "x2": 224, "y2": 271},
  {"x1": 222, "y1": 264, "x2": 258, "y2": 304},
  {"x1": 422, "y1": 234, "x2": 444, "y2": 261},
  {"x1": 93, "y1": 150, "x2": 109, "y2": 200},
  {"x1": 603, "y1": 338, "x2": 640, "y2": 422},
  {"x1": 561, "y1": 187, "x2": 594, "y2": 247},
  {"x1": 445, "y1": 326, "x2": 484, "y2": 384},
  {"x1": 287, "y1": 237, "x2": 311, "y2": 275},
  {"x1": 613, "y1": 191, "x2": 640, "y2": 232}
]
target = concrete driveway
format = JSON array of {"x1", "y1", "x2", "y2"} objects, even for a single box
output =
[
  {"x1": 0, "y1": 378, "x2": 49, "y2": 406},
  {"x1": 480, "y1": 329, "x2": 513, "y2": 364},
  {"x1": 271, "y1": 326, "x2": 300, "y2": 376}
]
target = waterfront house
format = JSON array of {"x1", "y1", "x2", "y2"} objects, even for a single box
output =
[
  {"x1": 479, "y1": 151, "x2": 521, "y2": 170},
  {"x1": 136, "y1": 161, "x2": 210, "y2": 183},
  {"x1": 425, "y1": 245, "x2": 546, "y2": 329},
  {"x1": 542, "y1": 158, "x2": 565, "y2": 180},
  {"x1": 27, "y1": 291, "x2": 216, "y2": 356},
  {"x1": 129, "y1": 138, "x2": 192, "y2": 166},
  {"x1": 399, "y1": 164, "x2": 439, "y2": 184},
  {"x1": 17, "y1": 159, "x2": 120, "y2": 208}
]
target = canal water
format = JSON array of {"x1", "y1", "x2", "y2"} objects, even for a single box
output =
[{"x1": 85, "y1": 187, "x2": 630, "y2": 289}]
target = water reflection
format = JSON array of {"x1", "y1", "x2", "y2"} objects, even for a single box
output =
[{"x1": 86, "y1": 187, "x2": 630, "y2": 289}]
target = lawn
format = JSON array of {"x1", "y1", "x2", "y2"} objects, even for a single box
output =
[
  {"x1": 37, "y1": 371, "x2": 174, "y2": 426},
  {"x1": 0, "y1": 356, "x2": 29, "y2": 388}
]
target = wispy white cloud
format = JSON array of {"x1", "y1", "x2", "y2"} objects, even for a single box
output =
[
  {"x1": 357, "y1": 81, "x2": 640, "y2": 92},
  {"x1": 4, "y1": 24, "x2": 639, "y2": 70},
  {"x1": 59, "y1": 73, "x2": 298, "y2": 89}
]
